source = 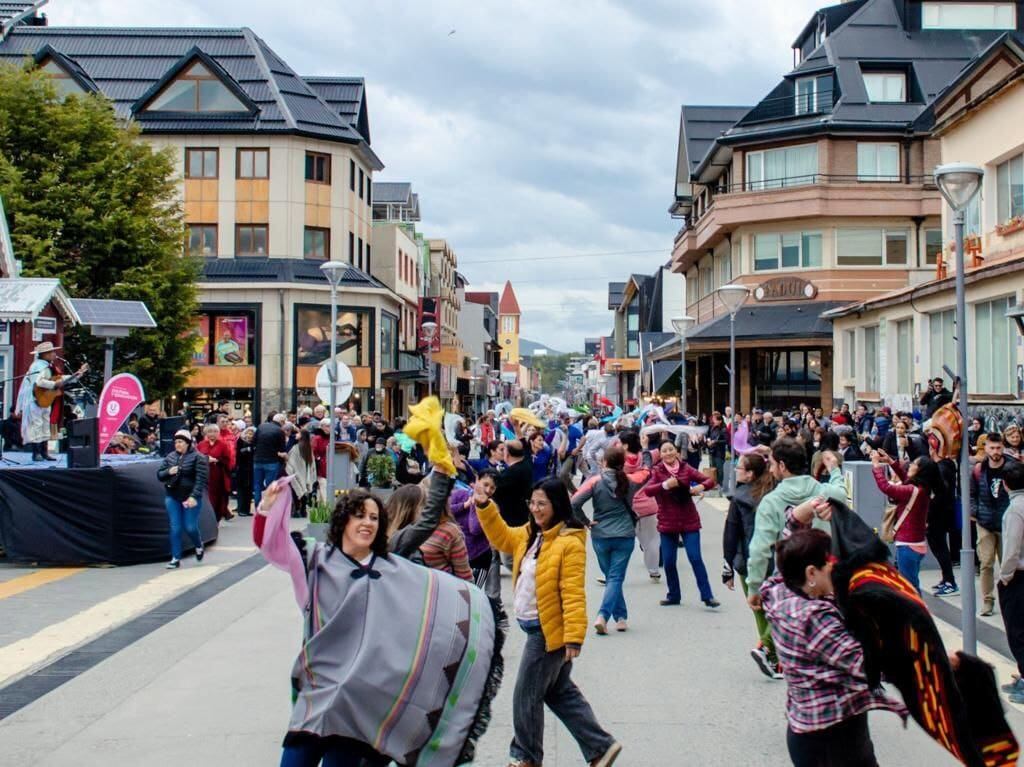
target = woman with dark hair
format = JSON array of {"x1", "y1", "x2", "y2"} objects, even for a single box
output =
[
  {"x1": 285, "y1": 428, "x2": 318, "y2": 518},
  {"x1": 871, "y1": 449, "x2": 936, "y2": 594},
  {"x1": 386, "y1": 479, "x2": 473, "y2": 580},
  {"x1": 253, "y1": 398, "x2": 502, "y2": 767},
  {"x1": 235, "y1": 426, "x2": 255, "y2": 517},
  {"x1": 762, "y1": 529, "x2": 906, "y2": 766},
  {"x1": 622, "y1": 430, "x2": 661, "y2": 582},
  {"x1": 476, "y1": 478, "x2": 622, "y2": 767},
  {"x1": 723, "y1": 452, "x2": 781, "y2": 679},
  {"x1": 529, "y1": 430, "x2": 554, "y2": 484},
  {"x1": 642, "y1": 440, "x2": 718, "y2": 608},
  {"x1": 572, "y1": 446, "x2": 637, "y2": 634}
]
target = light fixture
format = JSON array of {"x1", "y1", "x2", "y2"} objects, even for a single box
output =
[
  {"x1": 421, "y1": 320, "x2": 438, "y2": 337},
  {"x1": 717, "y1": 284, "x2": 750, "y2": 315},
  {"x1": 319, "y1": 260, "x2": 346, "y2": 287},
  {"x1": 671, "y1": 315, "x2": 695, "y2": 335},
  {"x1": 934, "y1": 162, "x2": 984, "y2": 212}
]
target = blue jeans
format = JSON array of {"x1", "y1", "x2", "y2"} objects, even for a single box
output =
[
  {"x1": 896, "y1": 546, "x2": 925, "y2": 594},
  {"x1": 659, "y1": 531, "x2": 713, "y2": 602},
  {"x1": 253, "y1": 461, "x2": 281, "y2": 508},
  {"x1": 165, "y1": 496, "x2": 202, "y2": 561},
  {"x1": 592, "y1": 536, "x2": 634, "y2": 621},
  {"x1": 280, "y1": 740, "x2": 385, "y2": 767}
]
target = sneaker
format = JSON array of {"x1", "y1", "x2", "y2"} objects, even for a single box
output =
[
  {"x1": 590, "y1": 741, "x2": 623, "y2": 767},
  {"x1": 597, "y1": 577, "x2": 606, "y2": 585},
  {"x1": 772, "y1": 662, "x2": 784, "y2": 680},
  {"x1": 659, "y1": 599, "x2": 680, "y2": 606},
  {"x1": 750, "y1": 645, "x2": 775, "y2": 678},
  {"x1": 1001, "y1": 677, "x2": 1024, "y2": 694},
  {"x1": 195, "y1": 546, "x2": 205, "y2": 562},
  {"x1": 703, "y1": 599, "x2": 720, "y2": 609},
  {"x1": 981, "y1": 604, "x2": 997, "y2": 617},
  {"x1": 594, "y1": 616, "x2": 608, "y2": 635},
  {"x1": 165, "y1": 559, "x2": 180, "y2": 569},
  {"x1": 649, "y1": 572, "x2": 661, "y2": 582},
  {"x1": 615, "y1": 620, "x2": 628, "y2": 632},
  {"x1": 934, "y1": 583, "x2": 959, "y2": 597}
]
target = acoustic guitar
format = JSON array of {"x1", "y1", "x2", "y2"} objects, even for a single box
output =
[{"x1": 33, "y1": 363, "x2": 89, "y2": 408}]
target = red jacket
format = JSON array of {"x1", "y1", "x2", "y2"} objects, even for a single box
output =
[
  {"x1": 311, "y1": 433, "x2": 328, "y2": 479},
  {"x1": 872, "y1": 462, "x2": 928, "y2": 544},
  {"x1": 642, "y1": 460, "x2": 715, "y2": 533}
]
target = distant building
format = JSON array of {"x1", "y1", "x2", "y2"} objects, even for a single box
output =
[{"x1": 498, "y1": 281, "x2": 522, "y2": 399}]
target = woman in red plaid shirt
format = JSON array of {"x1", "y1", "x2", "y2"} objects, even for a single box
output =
[{"x1": 762, "y1": 527, "x2": 907, "y2": 766}]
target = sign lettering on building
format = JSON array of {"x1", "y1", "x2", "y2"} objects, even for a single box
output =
[{"x1": 753, "y1": 277, "x2": 818, "y2": 302}]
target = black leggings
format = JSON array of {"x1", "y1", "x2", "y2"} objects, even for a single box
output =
[
  {"x1": 928, "y1": 520, "x2": 956, "y2": 585},
  {"x1": 786, "y1": 714, "x2": 877, "y2": 767}
]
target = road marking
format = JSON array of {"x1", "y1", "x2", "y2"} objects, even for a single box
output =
[
  {"x1": 209, "y1": 546, "x2": 256, "y2": 552},
  {"x1": 0, "y1": 568, "x2": 84, "y2": 601},
  {"x1": 0, "y1": 565, "x2": 222, "y2": 687}
]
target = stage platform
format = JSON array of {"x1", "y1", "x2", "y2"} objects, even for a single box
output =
[{"x1": 0, "y1": 454, "x2": 218, "y2": 565}]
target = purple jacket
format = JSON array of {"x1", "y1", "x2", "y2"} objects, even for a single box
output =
[{"x1": 449, "y1": 487, "x2": 491, "y2": 561}]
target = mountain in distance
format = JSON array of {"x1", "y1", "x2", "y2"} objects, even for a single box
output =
[{"x1": 519, "y1": 338, "x2": 565, "y2": 357}]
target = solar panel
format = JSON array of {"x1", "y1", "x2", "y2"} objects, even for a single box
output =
[{"x1": 70, "y1": 299, "x2": 156, "y2": 328}]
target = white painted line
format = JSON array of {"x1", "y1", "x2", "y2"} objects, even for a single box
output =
[
  {"x1": 931, "y1": 613, "x2": 1024, "y2": 712},
  {"x1": 0, "y1": 564, "x2": 224, "y2": 687}
]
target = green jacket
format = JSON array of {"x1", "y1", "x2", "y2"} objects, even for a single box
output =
[{"x1": 746, "y1": 469, "x2": 848, "y2": 591}]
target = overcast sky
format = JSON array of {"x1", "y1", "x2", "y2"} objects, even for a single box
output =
[{"x1": 52, "y1": 0, "x2": 826, "y2": 352}]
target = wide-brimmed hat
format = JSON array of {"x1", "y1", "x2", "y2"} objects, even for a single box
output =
[{"x1": 32, "y1": 341, "x2": 61, "y2": 355}]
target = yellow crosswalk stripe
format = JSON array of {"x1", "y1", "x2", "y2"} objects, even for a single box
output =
[{"x1": 0, "y1": 568, "x2": 84, "y2": 601}]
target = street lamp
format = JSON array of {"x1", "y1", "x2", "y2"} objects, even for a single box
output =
[
  {"x1": 611, "y1": 361, "x2": 623, "y2": 408},
  {"x1": 671, "y1": 316, "x2": 695, "y2": 416},
  {"x1": 319, "y1": 260, "x2": 347, "y2": 503},
  {"x1": 422, "y1": 321, "x2": 438, "y2": 398},
  {"x1": 717, "y1": 284, "x2": 749, "y2": 496},
  {"x1": 935, "y1": 162, "x2": 984, "y2": 655}
]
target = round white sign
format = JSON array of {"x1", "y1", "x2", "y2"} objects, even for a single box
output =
[{"x1": 316, "y1": 360, "x2": 354, "y2": 405}]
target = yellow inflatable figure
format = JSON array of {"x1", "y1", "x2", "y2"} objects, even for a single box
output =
[
  {"x1": 510, "y1": 407, "x2": 546, "y2": 431},
  {"x1": 405, "y1": 396, "x2": 456, "y2": 476}
]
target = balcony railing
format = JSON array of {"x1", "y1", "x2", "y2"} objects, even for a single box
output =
[{"x1": 743, "y1": 88, "x2": 836, "y2": 124}]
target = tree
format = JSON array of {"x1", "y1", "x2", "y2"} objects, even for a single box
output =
[
  {"x1": 533, "y1": 353, "x2": 572, "y2": 396},
  {"x1": 0, "y1": 64, "x2": 198, "y2": 400}
]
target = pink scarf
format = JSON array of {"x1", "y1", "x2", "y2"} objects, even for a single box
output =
[{"x1": 257, "y1": 475, "x2": 309, "y2": 608}]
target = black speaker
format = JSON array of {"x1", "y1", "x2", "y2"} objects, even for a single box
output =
[
  {"x1": 159, "y1": 416, "x2": 185, "y2": 457},
  {"x1": 68, "y1": 417, "x2": 98, "y2": 469}
]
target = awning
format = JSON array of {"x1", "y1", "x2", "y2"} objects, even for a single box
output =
[
  {"x1": 652, "y1": 360, "x2": 681, "y2": 395},
  {"x1": 686, "y1": 302, "x2": 845, "y2": 344}
]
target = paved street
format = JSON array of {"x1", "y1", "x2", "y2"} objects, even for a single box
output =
[{"x1": 0, "y1": 498, "x2": 1022, "y2": 765}]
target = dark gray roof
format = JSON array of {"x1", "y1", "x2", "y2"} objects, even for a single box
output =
[
  {"x1": 677, "y1": 105, "x2": 751, "y2": 181},
  {"x1": 0, "y1": 26, "x2": 382, "y2": 167},
  {"x1": 0, "y1": 1, "x2": 40, "y2": 23},
  {"x1": 372, "y1": 182, "x2": 412, "y2": 204},
  {"x1": 199, "y1": 257, "x2": 388, "y2": 289},
  {"x1": 687, "y1": 302, "x2": 846, "y2": 342},
  {"x1": 607, "y1": 282, "x2": 626, "y2": 310},
  {"x1": 302, "y1": 76, "x2": 369, "y2": 142}
]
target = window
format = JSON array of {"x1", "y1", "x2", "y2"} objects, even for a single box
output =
[
  {"x1": 235, "y1": 224, "x2": 268, "y2": 256},
  {"x1": 237, "y1": 148, "x2": 269, "y2": 179},
  {"x1": 39, "y1": 58, "x2": 86, "y2": 97},
  {"x1": 147, "y1": 61, "x2": 248, "y2": 112},
  {"x1": 357, "y1": 237, "x2": 364, "y2": 270},
  {"x1": 381, "y1": 313, "x2": 399, "y2": 370},
  {"x1": 746, "y1": 144, "x2": 818, "y2": 190},
  {"x1": 753, "y1": 231, "x2": 822, "y2": 271},
  {"x1": 186, "y1": 224, "x2": 217, "y2": 256},
  {"x1": 857, "y1": 143, "x2": 900, "y2": 181},
  {"x1": 754, "y1": 350, "x2": 823, "y2": 410},
  {"x1": 365, "y1": 243, "x2": 371, "y2": 273},
  {"x1": 997, "y1": 153, "x2": 1024, "y2": 225},
  {"x1": 367, "y1": 178, "x2": 372, "y2": 205},
  {"x1": 924, "y1": 229, "x2": 944, "y2": 265},
  {"x1": 502, "y1": 316, "x2": 515, "y2": 333},
  {"x1": 922, "y1": 2, "x2": 1015, "y2": 30},
  {"x1": 864, "y1": 326, "x2": 880, "y2": 392},
  {"x1": 699, "y1": 262, "x2": 714, "y2": 296},
  {"x1": 349, "y1": 159, "x2": 356, "y2": 191},
  {"x1": 946, "y1": 195, "x2": 982, "y2": 237},
  {"x1": 628, "y1": 339, "x2": 639, "y2": 357},
  {"x1": 686, "y1": 271, "x2": 698, "y2": 306},
  {"x1": 348, "y1": 231, "x2": 355, "y2": 264},
  {"x1": 185, "y1": 148, "x2": 218, "y2": 179},
  {"x1": 296, "y1": 307, "x2": 369, "y2": 367},
  {"x1": 716, "y1": 251, "x2": 732, "y2": 286},
  {"x1": 895, "y1": 319, "x2": 914, "y2": 395},
  {"x1": 836, "y1": 228, "x2": 910, "y2": 266},
  {"x1": 795, "y1": 74, "x2": 832, "y2": 115},
  {"x1": 305, "y1": 152, "x2": 331, "y2": 184},
  {"x1": 303, "y1": 227, "x2": 329, "y2": 260},
  {"x1": 862, "y1": 72, "x2": 906, "y2": 103},
  {"x1": 975, "y1": 297, "x2": 1016, "y2": 393},
  {"x1": 929, "y1": 309, "x2": 956, "y2": 383},
  {"x1": 358, "y1": 168, "x2": 365, "y2": 200},
  {"x1": 845, "y1": 329, "x2": 857, "y2": 378}
]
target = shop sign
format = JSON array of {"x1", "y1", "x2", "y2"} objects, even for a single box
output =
[{"x1": 753, "y1": 277, "x2": 818, "y2": 302}]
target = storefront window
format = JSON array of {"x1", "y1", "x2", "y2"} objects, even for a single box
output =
[
  {"x1": 975, "y1": 296, "x2": 1016, "y2": 393},
  {"x1": 381, "y1": 312, "x2": 398, "y2": 370},
  {"x1": 754, "y1": 349, "x2": 823, "y2": 410},
  {"x1": 187, "y1": 311, "x2": 255, "y2": 366},
  {"x1": 295, "y1": 306, "x2": 369, "y2": 367}
]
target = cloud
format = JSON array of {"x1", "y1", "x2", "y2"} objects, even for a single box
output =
[{"x1": 48, "y1": 0, "x2": 826, "y2": 351}]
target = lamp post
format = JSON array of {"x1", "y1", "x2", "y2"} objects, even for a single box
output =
[
  {"x1": 422, "y1": 321, "x2": 438, "y2": 398},
  {"x1": 935, "y1": 162, "x2": 984, "y2": 655},
  {"x1": 671, "y1": 316, "x2": 695, "y2": 416},
  {"x1": 319, "y1": 260, "x2": 347, "y2": 503},
  {"x1": 611, "y1": 362, "x2": 623, "y2": 408},
  {"x1": 717, "y1": 284, "x2": 749, "y2": 496}
]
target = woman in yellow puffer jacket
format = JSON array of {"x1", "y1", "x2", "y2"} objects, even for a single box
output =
[{"x1": 476, "y1": 476, "x2": 623, "y2": 767}]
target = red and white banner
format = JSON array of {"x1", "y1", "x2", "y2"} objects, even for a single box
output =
[{"x1": 97, "y1": 373, "x2": 146, "y2": 455}]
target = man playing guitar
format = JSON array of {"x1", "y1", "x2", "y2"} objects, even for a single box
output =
[{"x1": 14, "y1": 341, "x2": 88, "y2": 462}]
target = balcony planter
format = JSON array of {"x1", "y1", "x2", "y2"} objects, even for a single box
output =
[{"x1": 996, "y1": 217, "x2": 1024, "y2": 236}]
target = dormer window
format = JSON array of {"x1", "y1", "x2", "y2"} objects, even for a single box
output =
[
  {"x1": 922, "y1": 2, "x2": 1015, "y2": 30},
  {"x1": 39, "y1": 58, "x2": 86, "y2": 98},
  {"x1": 795, "y1": 74, "x2": 832, "y2": 115},
  {"x1": 863, "y1": 72, "x2": 906, "y2": 103},
  {"x1": 146, "y1": 61, "x2": 248, "y2": 113}
]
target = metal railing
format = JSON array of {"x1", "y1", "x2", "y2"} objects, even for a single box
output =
[{"x1": 743, "y1": 88, "x2": 836, "y2": 123}]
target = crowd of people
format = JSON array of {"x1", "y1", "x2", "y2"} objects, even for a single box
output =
[{"x1": 144, "y1": 378, "x2": 1024, "y2": 766}]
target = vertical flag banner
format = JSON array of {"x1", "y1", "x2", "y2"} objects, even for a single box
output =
[{"x1": 97, "y1": 373, "x2": 146, "y2": 455}]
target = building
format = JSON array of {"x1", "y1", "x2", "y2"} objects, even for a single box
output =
[
  {"x1": 827, "y1": 31, "x2": 1024, "y2": 417},
  {"x1": 0, "y1": 17, "x2": 410, "y2": 418},
  {"x1": 653, "y1": 0, "x2": 1020, "y2": 414},
  {"x1": 463, "y1": 290, "x2": 501, "y2": 413},
  {"x1": 498, "y1": 281, "x2": 522, "y2": 399},
  {"x1": 426, "y1": 239, "x2": 460, "y2": 409}
]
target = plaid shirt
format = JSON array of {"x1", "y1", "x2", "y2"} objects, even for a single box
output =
[{"x1": 761, "y1": 575, "x2": 907, "y2": 733}]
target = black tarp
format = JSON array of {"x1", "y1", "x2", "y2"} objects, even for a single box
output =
[{"x1": 0, "y1": 460, "x2": 218, "y2": 565}]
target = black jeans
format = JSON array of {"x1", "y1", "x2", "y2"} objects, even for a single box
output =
[
  {"x1": 786, "y1": 714, "x2": 877, "y2": 767},
  {"x1": 927, "y1": 517, "x2": 956, "y2": 585},
  {"x1": 999, "y1": 574, "x2": 1024, "y2": 675}
]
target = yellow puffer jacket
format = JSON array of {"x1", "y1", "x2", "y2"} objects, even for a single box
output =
[{"x1": 475, "y1": 499, "x2": 588, "y2": 652}]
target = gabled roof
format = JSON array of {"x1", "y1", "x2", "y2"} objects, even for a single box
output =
[
  {"x1": 131, "y1": 46, "x2": 258, "y2": 117},
  {"x1": 302, "y1": 76, "x2": 370, "y2": 142},
  {"x1": 0, "y1": 26, "x2": 383, "y2": 168},
  {"x1": 498, "y1": 281, "x2": 521, "y2": 315},
  {"x1": 674, "y1": 105, "x2": 751, "y2": 191},
  {"x1": 372, "y1": 182, "x2": 413, "y2": 204},
  {"x1": 0, "y1": 278, "x2": 78, "y2": 323},
  {"x1": 33, "y1": 43, "x2": 96, "y2": 92},
  {"x1": 607, "y1": 281, "x2": 626, "y2": 310}
]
